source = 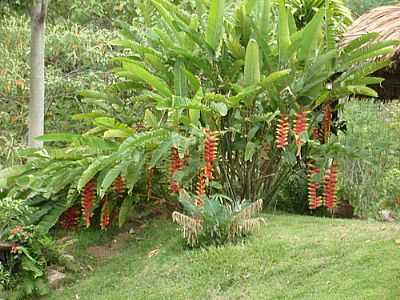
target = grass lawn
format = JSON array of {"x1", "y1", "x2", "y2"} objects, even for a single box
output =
[{"x1": 47, "y1": 214, "x2": 400, "y2": 300}]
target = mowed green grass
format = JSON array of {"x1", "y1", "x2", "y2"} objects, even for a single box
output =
[{"x1": 48, "y1": 214, "x2": 400, "y2": 300}]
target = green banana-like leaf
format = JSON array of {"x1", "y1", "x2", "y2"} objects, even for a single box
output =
[
  {"x1": 123, "y1": 63, "x2": 172, "y2": 98},
  {"x1": 119, "y1": 129, "x2": 169, "y2": 152},
  {"x1": 174, "y1": 60, "x2": 188, "y2": 97},
  {"x1": 36, "y1": 133, "x2": 79, "y2": 143},
  {"x1": 80, "y1": 90, "x2": 123, "y2": 106},
  {"x1": 299, "y1": 9, "x2": 323, "y2": 64},
  {"x1": 341, "y1": 32, "x2": 379, "y2": 55},
  {"x1": 244, "y1": 39, "x2": 261, "y2": 87},
  {"x1": 260, "y1": 69, "x2": 291, "y2": 88},
  {"x1": 77, "y1": 155, "x2": 116, "y2": 191},
  {"x1": 256, "y1": 0, "x2": 271, "y2": 37},
  {"x1": 336, "y1": 60, "x2": 391, "y2": 83},
  {"x1": 206, "y1": 0, "x2": 225, "y2": 51},
  {"x1": 346, "y1": 85, "x2": 378, "y2": 97},
  {"x1": 118, "y1": 196, "x2": 136, "y2": 228},
  {"x1": 278, "y1": 0, "x2": 291, "y2": 64},
  {"x1": 125, "y1": 159, "x2": 145, "y2": 194},
  {"x1": 99, "y1": 161, "x2": 130, "y2": 198}
]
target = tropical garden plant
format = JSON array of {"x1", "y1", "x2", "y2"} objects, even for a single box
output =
[
  {"x1": 0, "y1": 0, "x2": 397, "y2": 238},
  {"x1": 0, "y1": 195, "x2": 70, "y2": 299}
]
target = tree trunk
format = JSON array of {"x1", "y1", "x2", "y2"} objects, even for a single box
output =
[{"x1": 29, "y1": 0, "x2": 48, "y2": 148}]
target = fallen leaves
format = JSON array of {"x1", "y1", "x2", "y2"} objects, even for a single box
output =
[{"x1": 147, "y1": 248, "x2": 160, "y2": 258}]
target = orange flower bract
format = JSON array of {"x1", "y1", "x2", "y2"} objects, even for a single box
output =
[
  {"x1": 276, "y1": 114, "x2": 289, "y2": 150},
  {"x1": 100, "y1": 198, "x2": 110, "y2": 230},
  {"x1": 195, "y1": 175, "x2": 206, "y2": 208},
  {"x1": 307, "y1": 162, "x2": 321, "y2": 210},
  {"x1": 203, "y1": 129, "x2": 218, "y2": 179},
  {"x1": 113, "y1": 176, "x2": 125, "y2": 199},
  {"x1": 59, "y1": 206, "x2": 80, "y2": 229},
  {"x1": 82, "y1": 180, "x2": 96, "y2": 228},
  {"x1": 323, "y1": 163, "x2": 338, "y2": 209},
  {"x1": 294, "y1": 111, "x2": 308, "y2": 145},
  {"x1": 170, "y1": 147, "x2": 183, "y2": 193}
]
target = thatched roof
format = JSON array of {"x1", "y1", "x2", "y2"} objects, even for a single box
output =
[
  {"x1": 342, "y1": 5, "x2": 400, "y2": 61},
  {"x1": 342, "y1": 5, "x2": 400, "y2": 100}
]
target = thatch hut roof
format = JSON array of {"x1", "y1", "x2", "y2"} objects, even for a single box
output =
[{"x1": 342, "y1": 5, "x2": 400, "y2": 100}]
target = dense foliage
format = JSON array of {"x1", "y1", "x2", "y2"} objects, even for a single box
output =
[
  {"x1": 1, "y1": 0, "x2": 400, "y2": 297},
  {"x1": 0, "y1": 196, "x2": 70, "y2": 299},
  {"x1": 338, "y1": 101, "x2": 400, "y2": 217},
  {"x1": 1, "y1": 0, "x2": 395, "y2": 234},
  {"x1": 0, "y1": 15, "x2": 115, "y2": 167}
]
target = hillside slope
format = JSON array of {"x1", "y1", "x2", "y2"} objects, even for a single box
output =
[{"x1": 48, "y1": 215, "x2": 400, "y2": 300}]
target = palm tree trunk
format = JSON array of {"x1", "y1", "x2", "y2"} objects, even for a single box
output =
[{"x1": 29, "y1": 0, "x2": 48, "y2": 148}]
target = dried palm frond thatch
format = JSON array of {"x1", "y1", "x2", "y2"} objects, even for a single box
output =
[
  {"x1": 172, "y1": 211, "x2": 202, "y2": 247},
  {"x1": 342, "y1": 5, "x2": 400, "y2": 100},
  {"x1": 229, "y1": 199, "x2": 265, "y2": 240}
]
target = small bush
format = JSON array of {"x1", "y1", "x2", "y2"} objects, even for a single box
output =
[{"x1": 338, "y1": 101, "x2": 400, "y2": 217}]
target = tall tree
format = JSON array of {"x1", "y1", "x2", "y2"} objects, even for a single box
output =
[{"x1": 29, "y1": 0, "x2": 48, "y2": 148}]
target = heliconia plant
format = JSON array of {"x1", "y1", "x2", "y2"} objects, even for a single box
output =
[
  {"x1": 100, "y1": 197, "x2": 111, "y2": 230},
  {"x1": 0, "y1": 0, "x2": 397, "y2": 233},
  {"x1": 322, "y1": 104, "x2": 333, "y2": 143},
  {"x1": 307, "y1": 162, "x2": 321, "y2": 210},
  {"x1": 195, "y1": 174, "x2": 206, "y2": 208},
  {"x1": 294, "y1": 111, "x2": 308, "y2": 144},
  {"x1": 113, "y1": 176, "x2": 125, "y2": 199},
  {"x1": 276, "y1": 114, "x2": 290, "y2": 150},
  {"x1": 59, "y1": 206, "x2": 80, "y2": 229},
  {"x1": 169, "y1": 147, "x2": 183, "y2": 193},
  {"x1": 82, "y1": 180, "x2": 96, "y2": 228},
  {"x1": 323, "y1": 163, "x2": 338, "y2": 209},
  {"x1": 172, "y1": 132, "x2": 265, "y2": 247},
  {"x1": 203, "y1": 129, "x2": 218, "y2": 180}
]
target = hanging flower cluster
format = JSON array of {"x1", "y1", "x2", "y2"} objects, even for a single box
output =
[
  {"x1": 195, "y1": 175, "x2": 206, "y2": 208},
  {"x1": 170, "y1": 147, "x2": 183, "y2": 193},
  {"x1": 203, "y1": 129, "x2": 218, "y2": 179},
  {"x1": 275, "y1": 113, "x2": 289, "y2": 150},
  {"x1": 193, "y1": 129, "x2": 220, "y2": 208},
  {"x1": 82, "y1": 180, "x2": 96, "y2": 228},
  {"x1": 59, "y1": 206, "x2": 80, "y2": 229},
  {"x1": 322, "y1": 104, "x2": 332, "y2": 142},
  {"x1": 113, "y1": 176, "x2": 125, "y2": 199},
  {"x1": 307, "y1": 162, "x2": 321, "y2": 210},
  {"x1": 294, "y1": 111, "x2": 308, "y2": 145},
  {"x1": 323, "y1": 163, "x2": 337, "y2": 209},
  {"x1": 100, "y1": 197, "x2": 110, "y2": 230}
]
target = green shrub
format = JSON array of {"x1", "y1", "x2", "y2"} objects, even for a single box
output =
[
  {"x1": 0, "y1": 15, "x2": 115, "y2": 167},
  {"x1": 0, "y1": 196, "x2": 70, "y2": 299},
  {"x1": 338, "y1": 101, "x2": 400, "y2": 217}
]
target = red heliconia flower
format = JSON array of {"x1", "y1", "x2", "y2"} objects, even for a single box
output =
[
  {"x1": 307, "y1": 161, "x2": 321, "y2": 210},
  {"x1": 170, "y1": 147, "x2": 183, "y2": 193},
  {"x1": 294, "y1": 110, "x2": 308, "y2": 145},
  {"x1": 100, "y1": 198, "x2": 110, "y2": 231},
  {"x1": 308, "y1": 182, "x2": 321, "y2": 210},
  {"x1": 82, "y1": 180, "x2": 96, "y2": 228},
  {"x1": 113, "y1": 176, "x2": 125, "y2": 199},
  {"x1": 323, "y1": 163, "x2": 337, "y2": 209},
  {"x1": 276, "y1": 114, "x2": 289, "y2": 150},
  {"x1": 195, "y1": 174, "x2": 206, "y2": 208},
  {"x1": 203, "y1": 129, "x2": 218, "y2": 179},
  {"x1": 59, "y1": 206, "x2": 80, "y2": 229},
  {"x1": 322, "y1": 104, "x2": 332, "y2": 142}
]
